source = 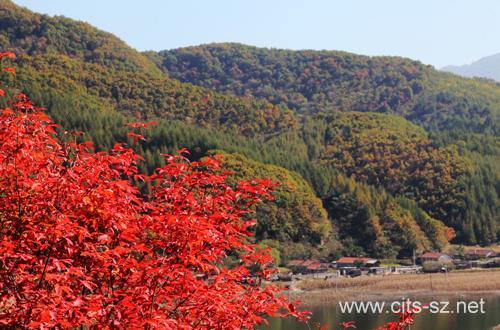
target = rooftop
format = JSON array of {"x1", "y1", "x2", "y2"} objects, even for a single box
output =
[
  {"x1": 336, "y1": 257, "x2": 371, "y2": 264},
  {"x1": 420, "y1": 252, "x2": 449, "y2": 259}
]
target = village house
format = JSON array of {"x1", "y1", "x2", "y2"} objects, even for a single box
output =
[
  {"x1": 418, "y1": 252, "x2": 452, "y2": 264},
  {"x1": 368, "y1": 267, "x2": 391, "y2": 275},
  {"x1": 390, "y1": 265, "x2": 422, "y2": 274},
  {"x1": 335, "y1": 257, "x2": 380, "y2": 268},
  {"x1": 465, "y1": 249, "x2": 497, "y2": 260},
  {"x1": 286, "y1": 259, "x2": 330, "y2": 274}
]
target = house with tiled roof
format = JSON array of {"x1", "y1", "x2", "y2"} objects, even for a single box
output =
[{"x1": 286, "y1": 259, "x2": 330, "y2": 274}]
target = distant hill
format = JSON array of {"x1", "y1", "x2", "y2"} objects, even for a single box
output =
[{"x1": 442, "y1": 53, "x2": 500, "y2": 82}]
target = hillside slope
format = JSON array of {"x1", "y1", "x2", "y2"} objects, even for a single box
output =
[{"x1": 216, "y1": 152, "x2": 452, "y2": 259}]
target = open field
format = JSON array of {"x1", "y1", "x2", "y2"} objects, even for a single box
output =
[
  {"x1": 443, "y1": 244, "x2": 500, "y2": 254},
  {"x1": 284, "y1": 269, "x2": 500, "y2": 304}
]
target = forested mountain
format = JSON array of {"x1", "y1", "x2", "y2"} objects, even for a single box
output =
[
  {"x1": 152, "y1": 43, "x2": 499, "y2": 135},
  {"x1": 152, "y1": 43, "x2": 499, "y2": 245},
  {"x1": 0, "y1": 0, "x2": 497, "y2": 262},
  {"x1": 442, "y1": 53, "x2": 500, "y2": 82}
]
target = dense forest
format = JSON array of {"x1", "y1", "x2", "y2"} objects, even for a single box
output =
[
  {"x1": 153, "y1": 43, "x2": 499, "y2": 246},
  {"x1": 0, "y1": 0, "x2": 497, "y2": 263},
  {"x1": 153, "y1": 43, "x2": 499, "y2": 135}
]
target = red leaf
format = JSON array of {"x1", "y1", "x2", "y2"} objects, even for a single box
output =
[
  {"x1": 2, "y1": 67, "x2": 15, "y2": 75},
  {"x1": 0, "y1": 52, "x2": 15, "y2": 59}
]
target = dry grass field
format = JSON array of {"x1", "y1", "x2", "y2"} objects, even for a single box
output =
[
  {"x1": 286, "y1": 269, "x2": 500, "y2": 304},
  {"x1": 444, "y1": 244, "x2": 500, "y2": 254}
]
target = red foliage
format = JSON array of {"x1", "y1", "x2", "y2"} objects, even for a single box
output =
[
  {"x1": 125, "y1": 121, "x2": 158, "y2": 129},
  {"x1": 2, "y1": 67, "x2": 16, "y2": 75},
  {"x1": 0, "y1": 54, "x2": 308, "y2": 329},
  {"x1": 340, "y1": 321, "x2": 357, "y2": 329},
  {"x1": 0, "y1": 52, "x2": 15, "y2": 59},
  {"x1": 335, "y1": 306, "x2": 417, "y2": 330},
  {"x1": 375, "y1": 307, "x2": 416, "y2": 330}
]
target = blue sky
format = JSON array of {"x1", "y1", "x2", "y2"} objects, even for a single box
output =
[{"x1": 12, "y1": 0, "x2": 500, "y2": 68}]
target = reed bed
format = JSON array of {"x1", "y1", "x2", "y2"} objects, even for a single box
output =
[{"x1": 288, "y1": 269, "x2": 500, "y2": 304}]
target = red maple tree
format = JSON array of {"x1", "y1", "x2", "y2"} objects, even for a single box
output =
[{"x1": 0, "y1": 53, "x2": 307, "y2": 329}]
